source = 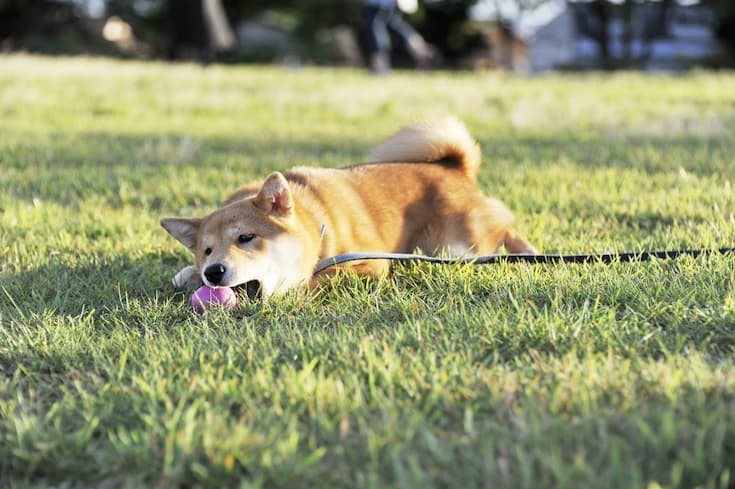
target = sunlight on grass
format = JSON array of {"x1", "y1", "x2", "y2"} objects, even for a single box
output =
[{"x1": 1, "y1": 54, "x2": 734, "y2": 488}]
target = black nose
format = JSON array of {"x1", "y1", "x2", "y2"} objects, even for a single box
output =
[{"x1": 204, "y1": 264, "x2": 226, "y2": 284}]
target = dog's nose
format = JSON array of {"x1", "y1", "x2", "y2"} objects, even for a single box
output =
[{"x1": 203, "y1": 264, "x2": 226, "y2": 285}]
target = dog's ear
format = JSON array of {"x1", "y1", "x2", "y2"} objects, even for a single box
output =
[
  {"x1": 160, "y1": 217, "x2": 201, "y2": 251},
  {"x1": 254, "y1": 172, "x2": 293, "y2": 218}
]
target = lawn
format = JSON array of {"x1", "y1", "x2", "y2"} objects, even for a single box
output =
[{"x1": 1, "y1": 54, "x2": 735, "y2": 488}]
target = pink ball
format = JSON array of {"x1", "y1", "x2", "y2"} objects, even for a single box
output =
[{"x1": 190, "y1": 285, "x2": 236, "y2": 313}]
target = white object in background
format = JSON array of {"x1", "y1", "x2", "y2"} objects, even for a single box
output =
[{"x1": 398, "y1": 0, "x2": 418, "y2": 14}]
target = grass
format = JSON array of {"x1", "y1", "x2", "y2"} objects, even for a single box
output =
[{"x1": 1, "y1": 54, "x2": 735, "y2": 488}]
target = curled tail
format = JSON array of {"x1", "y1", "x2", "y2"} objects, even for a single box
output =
[{"x1": 367, "y1": 117, "x2": 482, "y2": 180}]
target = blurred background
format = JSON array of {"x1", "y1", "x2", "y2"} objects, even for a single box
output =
[{"x1": 0, "y1": 0, "x2": 733, "y2": 71}]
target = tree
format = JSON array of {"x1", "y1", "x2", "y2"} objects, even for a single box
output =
[
  {"x1": 0, "y1": 0, "x2": 86, "y2": 51},
  {"x1": 712, "y1": 0, "x2": 735, "y2": 65}
]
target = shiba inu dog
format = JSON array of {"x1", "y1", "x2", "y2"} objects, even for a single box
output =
[{"x1": 160, "y1": 118, "x2": 537, "y2": 298}]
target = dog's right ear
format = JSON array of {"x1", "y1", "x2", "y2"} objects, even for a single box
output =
[
  {"x1": 160, "y1": 217, "x2": 201, "y2": 251},
  {"x1": 254, "y1": 172, "x2": 293, "y2": 218}
]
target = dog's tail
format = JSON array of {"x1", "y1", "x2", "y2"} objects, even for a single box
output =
[{"x1": 367, "y1": 117, "x2": 482, "y2": 180}]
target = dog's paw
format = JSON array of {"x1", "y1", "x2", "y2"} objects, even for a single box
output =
[
  {"x1": 172, "y1": 265, "x2": 201, "y2": 289},
  {"x1": 504, "y1": 230, "x2": 539, "y2": 255}
]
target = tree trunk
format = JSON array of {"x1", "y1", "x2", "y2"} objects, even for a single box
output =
[{"x1": 590, "y1": 0, "x2": 611, "y2": 69}]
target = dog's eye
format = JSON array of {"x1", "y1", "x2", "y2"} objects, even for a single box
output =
[
  {"x1": 204, "y1": 248, "x2": 212, "y2": 256},
  {"x1": 238, "y1": 234, "x2": 255, "y2": 244}
]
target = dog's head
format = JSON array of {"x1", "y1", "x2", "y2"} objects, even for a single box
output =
[{"x1": 160, "y1": 172, "x2": 307, "y2": 297}]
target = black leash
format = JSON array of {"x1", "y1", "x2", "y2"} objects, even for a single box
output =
[{"x1": 313, "y1": 247, "x2": 735, "y2": 275}]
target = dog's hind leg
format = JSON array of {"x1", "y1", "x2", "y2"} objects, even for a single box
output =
[
  {"x1": 503, "y1": 229, "x2": 538, "y2": 254},
  {"x1": 475, "y1": 197, "x2": 537, "y2": 255},
  {"x1": 456, "y1": 197, "x2": 537, "y2": 256}
]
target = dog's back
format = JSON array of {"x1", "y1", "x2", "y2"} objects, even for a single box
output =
[{"x1": 283, "y1": 118, "x2": 535, "y2": 261}]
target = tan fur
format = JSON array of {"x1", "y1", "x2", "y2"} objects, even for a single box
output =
[{"x1": 160, "y1": 118, "x2": 537, "y2": 296}]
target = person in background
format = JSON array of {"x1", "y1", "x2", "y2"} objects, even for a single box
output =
[
  {"x1": 167, "y1": 0, "x2": 234, "y2": 63},
  {"x1": 363, "y1": 0, "x2": 438, "y2": 74}
]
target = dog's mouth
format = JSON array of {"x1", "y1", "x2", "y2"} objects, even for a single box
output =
[{"x1": 235, "y1": 280, "x2": 262, "y2": 300}]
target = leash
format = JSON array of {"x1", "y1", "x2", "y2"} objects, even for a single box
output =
[{"x1": 313, "y1": 247, "x2": 735, "y2": 275}]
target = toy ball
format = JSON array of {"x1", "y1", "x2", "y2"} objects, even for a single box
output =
[{"x1": 190, "y1": 285, "x2": 236, "y2": 313}]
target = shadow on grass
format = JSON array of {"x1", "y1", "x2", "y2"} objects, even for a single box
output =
[
  {"x1": 1, "y1": 131, "x2": 373, "y2": 213},
  {"x1": 0, "y1": 251, "x2": 187, "y2": 320},
  {"x1": 0, "y1": 251, "x2": 193, "y2": 384},
  {"x1": 3, "y1": 130, "x2": 734, "y2": 211}
]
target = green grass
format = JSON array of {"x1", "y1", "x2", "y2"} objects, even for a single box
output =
[{"x1": 1, "y1": 54, "x2": 735, "y2": 488}]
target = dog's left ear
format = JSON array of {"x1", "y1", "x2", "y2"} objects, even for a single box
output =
[
  {"x1": 254, "y1": 172, "x2": 293, "y2": 218},
  {"x1": 160, "y1": 217, "x2": 201, "y2": 251}
]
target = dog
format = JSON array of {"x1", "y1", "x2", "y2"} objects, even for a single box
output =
[{"x1": 160, "y1": 118, "x2": 538, "y2": 298}]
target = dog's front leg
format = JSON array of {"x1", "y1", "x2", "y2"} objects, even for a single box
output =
[
  {"x1": 172, "y1": 265, "x2": 201, "y2": 289},
  {"x1": 309, "y1": 260, "x2": 390, "y2": 290}
]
